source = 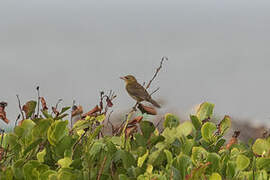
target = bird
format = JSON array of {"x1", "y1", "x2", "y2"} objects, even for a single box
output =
[{"x1": 120, "y1": 75, "x2": 161, "y2": 108}]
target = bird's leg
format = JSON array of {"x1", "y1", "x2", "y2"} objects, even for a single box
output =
[{"x1": 132, "y1": 102, "x2": 139, "y2": 112}]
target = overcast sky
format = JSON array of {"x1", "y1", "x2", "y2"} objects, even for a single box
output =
[{"x1": 1, "y1": 0, "x2": 270, "y2": 128}]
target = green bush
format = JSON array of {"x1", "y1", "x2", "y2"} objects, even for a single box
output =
[{"x1": 0, "y1": 102, "x2": 269, "y2": 180}]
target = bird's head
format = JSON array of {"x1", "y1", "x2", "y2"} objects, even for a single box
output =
[{"x1": 120, "y1": 75, "x2": 137, "y2": 84}]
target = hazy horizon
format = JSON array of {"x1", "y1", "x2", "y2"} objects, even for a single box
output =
[{"x1": 1, "y1": 0, "x2": 270, "y2": 128}]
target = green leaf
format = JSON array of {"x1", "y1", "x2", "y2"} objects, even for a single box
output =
[
  {"x1": 163, "y1": 113, "x2": 180, "y2": 128},
  {"x1": 37, "y1": 149, "x2": 46, "y2": 163},
  {"x1": 191, "y1": 147, "x2": 209, "y2": 166},
  {"x1": 190, "y1": 115, "x2": 201, "y2": 130},
  {"x1": 1, "y1": 167, "x2": 13, "y2": 180},
  {"x1": 137, "y1": 150, "x2": 149, "y2": 167},
  {"x1": 15, "y1": 119, "x2": 36, "y2": 137},
  {"x1": 219, "y1": 115, "x2": 231, "y2": 135},
  {"x1": 23, "y1": 138, "x2": 43, "y2": 156},
  {"x1": 5, "y1": 133, "x2": 19, "y2": 148},
  {"x1": 114, "y1": 150, "x2": 136, "y2": 169},
  {"x1": 173, "y1": 154, "x2": 192, "y2": 179},
  {"x1": 42, "y1": 110, "x2": 53, "y2": 119},
  {"x1": 252, "y1": 138, "x2": 270, "y2": 156},
  {"x1": 256, "y1": 157, "x2": 270, "y2": 172},
  {"x1": 40, "y1": 170, "x2": 57, "y2": 180},
  {"x1": 209, "y1": 173, "x2": 222, "y2": 180},
  {"x1": 140, "y1": 121, "x2": 155, "y2": 139},
  {"x1": 119, "y1": 174, "x2": 129, "y2": 180},
  {"x1": 32, "y1": 118, "x2": 53, "y2": 138},
  {"x1": 96, "y1": 114, "x2": 106, "y2": 123},
  {"x1": 236, "y1": 154, "x2": 250, "y2": 171},
  {"x1": 226, "y1": 161, "x2": 236, "y2": 178},
  {"x1": 60, "y1": 107, "x2": 70, "y2": 115},
  {"x1": 196, "y1": 102, "x2": 214, "y2": 121},
  {"x1": 176, "y1": 121, "x2": 194, "y2": 137},
  {"x1": 207, "y1": 153, "x2": 220, "y2": 172},
  {"x1": 23, "y1": 160, "x2": 49, "y2": 180},
  {"x1": 162, "y1": 128, "x2": 177, "y2": 144},
  {"x1": 201, "y1": 122, "x2": 217, "y2": 143},
  {"x1": 58, "y1": 157, "x2": 72, "y2": 168},
  {"x1": 13, "y1": 159, "x2": 24, "y2": 179},
  {"x1": 89, "y1": 142, "x2": 106, "y2": 158},
  {"x1": 55, "y1": 135, "x2": 77, "y2": 158},
  {"x1": 164, "y1": 149, "x2": 173, "y2": 166},
  {"x1": 57, "y1": 168, "x2": 76, "y2": 180},
  {"x1": 47, "y1": 120, "x2": 69, "y2": 146}
]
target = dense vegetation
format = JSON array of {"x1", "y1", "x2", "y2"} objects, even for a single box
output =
[{"x1": 0, "y1": 97, "x2": 269, "y2": 180}]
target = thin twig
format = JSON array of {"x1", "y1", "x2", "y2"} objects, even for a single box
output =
[
  {"x1": 155, "y1": 117, "x2": 163, "y2": 129},
  {"x1": 14, "y1": 114, "x2": 20, "y2": 129},
  {"x1": 106, "y1": 110, "x2": 115, "y2": 133},
  {"x1": 145, "y1": 56, "x2": 168, "y2": 89},
  {"x1": 150, "y1": 87, "x2": 160, "y2": 96},
  {"x1": 116, "y1": 111, "x2": 134, "y2": 135},
  {"x1": 55, "y1": 99, "x2": 63, "y2": 109},
  {"x1": 97, "y1": 155, "x2": 107, "y2": 180},
  {"x1": 70, "y1": 100, "x2": 75, "y2": 129},
  {"x1": 36, "y1": 86, "x2": 40, "y2": 117},
  {"x1": 72, "y1": 129, "x2": 87, "y2": 154},
  {"x1": 16, "y1": 95, "x2": 25, "y2": 120}
]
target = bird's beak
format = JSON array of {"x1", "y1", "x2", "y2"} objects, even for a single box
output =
[{"x1": 120, "y1": 76, "x2": 126, "y2": 80}]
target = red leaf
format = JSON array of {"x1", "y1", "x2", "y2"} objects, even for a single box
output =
[
  {"x1": 226, "y1": 131, "x2": 240, "y2": 149},
  {"x1": 106, "y1": 97, "x2": 113, "y2": 107},
  {"x1": 0, "y1": 103, "x2": 9, "y2": 124},
  {"x1": 128, "y1": 116, "x2": 143, "y2": 126},
  {"x1": 82, "y1": 105, "x2": 101, "y2": 118},
  {"x1": 40, "y1": 97, "x2": 48, "y2": 111},
  {"x1": 138, "y1": 103, "x2": 157, "y2": 115},
  {"x1": 72, "y1": 105, "x2": 83, "y2": 117},
  {"x1": 125, "y1": 125, "x2": 137, "y2": 137},
  {"x1": 52, "y1": 107, "x2": 59, "y2": 116}
]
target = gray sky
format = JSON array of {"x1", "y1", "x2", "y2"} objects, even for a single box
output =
[{"x1": 1, "y1": 0, "x2": 270, "y2": 128}]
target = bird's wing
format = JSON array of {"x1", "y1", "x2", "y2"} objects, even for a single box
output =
[{"x1": 126, "y1": 83, "x2": 150, "y2": 100}]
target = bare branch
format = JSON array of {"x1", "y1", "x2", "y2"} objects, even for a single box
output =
[
  {"x1": 70, "y1": 100, "x2": 75, "y2": 129},
  {"x1": 97, "y1": 156, "x2": 107, "y2": 180},
  {"x1": 150, "y1": 87, "x2": 160, "y2": 96},
  {"x1": 16, "y1": 95, "x2": 25, "y2": 120},
  {"x1": 14, "y1": 114, "x2": 20, "y2": 129},
  {"x1": 36, "y1": 86, "x2": 40, "y2": 117},
  {"x1": 55, "y1": 99, "x2": 63, "y2": 109},
  {"x1": 106, "y1": 110, "x2": 114, "y2": 132},
  {"x1": 146, "y1": 56, "x2": 168, "y2": 89}
]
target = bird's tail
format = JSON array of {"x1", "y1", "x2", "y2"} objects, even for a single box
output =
[{"x1": 147, "y1": 98, "x2": 161, "y2": 108}]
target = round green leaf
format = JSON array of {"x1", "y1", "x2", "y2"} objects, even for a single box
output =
[
  {"x1": 196, "y1": 102, "x2": 214, "y2": 121},
  {"x1": 219, "y1": 115, "x2": 231, "y2": 135},
  {"x1": 163, "y1": 113, "x2": 180, "y2": 128},
  {"x1": 252, "y1": 138, "x2": 270, "y2": 156},
  {"x1": 201, "y1": 122, "x2": 217, "y2": 143},
  {"x1": 137, "y1": 150, "x2": 149, "y2": 167},
  {"x1": 176, "y1": 121, "x2": 194, "y2": 137},
  {"x1": 236, "y1": 154, "x2": 250, "y2": 170},
  {"x1": 209, "y1": 173, "x2": 222, "y2": 180},
  {"x1": 37, "y1": 149, "x2": 46, "y2": 163},
  {"x1": 57, "y1": 157, "x2": 72, "y2": 168},
  {"x1": 192, "y1": 147, "x2": 208, "y2": 166}
]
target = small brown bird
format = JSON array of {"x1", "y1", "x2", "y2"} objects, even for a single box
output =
[{"x1": 120, "y1": 75, "x2": 161, "y2": 108}]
